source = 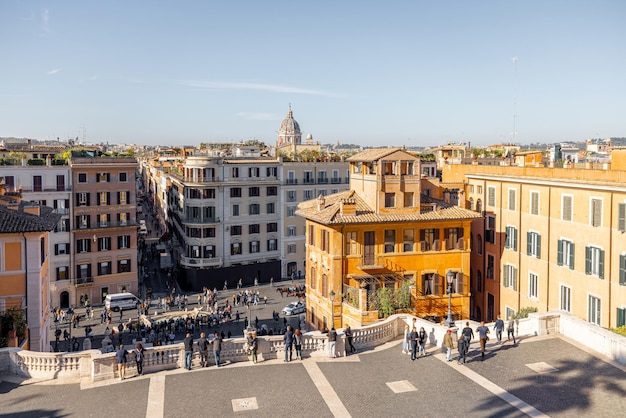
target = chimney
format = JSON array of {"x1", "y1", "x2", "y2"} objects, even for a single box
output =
[
  {"x1": 23, "y1": 205, "x2": 41, "y2": 216},
  {"x1": 340, "y1": 198, "x2": 357, "y2": 216},
  {"x1": 317, "y1": 194, "x2": 326, "y2": 212}
]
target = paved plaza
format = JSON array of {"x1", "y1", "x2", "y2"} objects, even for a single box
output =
[{"x1": 2, "y1": 333, "x2": 626, "y2": 417}]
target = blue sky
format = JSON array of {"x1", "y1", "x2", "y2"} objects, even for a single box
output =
[{"x1": 1, "y1": 1, "x2": 625, "y2": 147}]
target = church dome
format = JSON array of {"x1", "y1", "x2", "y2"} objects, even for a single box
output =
[{"x1": 279, "y1": 107, "x2": 301, "y2": 134}]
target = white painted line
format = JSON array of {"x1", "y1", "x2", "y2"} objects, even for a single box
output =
[
  {"x1": 303, "y1": 361, "x2": 351, "y2": 418},
  {"x1": 437, "y1": 354, "x2": 550, "y2": 418},
  {"x1": 145, "y1": 375, "x2": 165, "y2": 418}
]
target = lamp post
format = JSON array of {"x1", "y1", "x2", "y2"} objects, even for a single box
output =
[
  {"x1": 445, "y1": 271, "x2": 455, "y2": 328},
  {"x1": 329, "y1": 290, "x2": 335, "y2": 329}
]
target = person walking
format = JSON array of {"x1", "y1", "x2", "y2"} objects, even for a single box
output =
[
  {"x1": 248, "y1": 332, "x2": 258, "y2": 364},
  {"x1": 284, "y1": 325, "x2": 294, "y2": 362},
  {"x1": 443, "y1": 329, "x2": 455, "y2": 361},
  {"x1": 328, "y1": 327, "x2": 337, "y2": 358},
  {"x1": 494, "y1": 315, "x2": 505, "y2": 343},
  {"x1": 457, "y1": 334, "x2": 468, "y2": 364},
  {"x1": 402, "y1": 324, "x2": 410, "y2": 354},
  {"x1": 183, "y1": 333, "x2": 193, "y2": 370},
  {"x1": 409, "y1": 326, "x2": 419, "y2": 361},
  {"x1": 294, "y1": 328, "x2": 303, "y2": 360},
  {"x1": 212, "y1": 331, "x2": 222, "y2": 367},
  {"x1": 418, "y1": 327, "x2": 427, "y2": 357},
  {"x1": 135, "y1": 343, "x2": 145, "y2": 376},
  {"x1": 507, "y1": 315, "x2": 517, "y2": 344},
  {"x1": 198, "y1": 332, "x2": 209, "y2": 367},
  {"x1": 461, "y1": 322, "x2": 474, "y2": 348},
  {"x1": 116, "y1": 344, "x2": 128, "y2": 381},
  {"x1": 345, "y1": 325, "x2": 356, "y2": 354},
  {"x1": 476, "y1": 321, "x2": 490, "y2": 359}
]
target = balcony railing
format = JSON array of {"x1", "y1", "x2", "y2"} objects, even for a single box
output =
[
  {"x1": 75, "y1": 277, "x2": 94, "y2": 286},
  {"x1": 285, "y1": 179, "x2": 298, "y2": 185},
  {"x1": 330, "y1": 177, "x2": 342, "y2": 184},
  {"x1": 180, "y1": 256, "x2": 223, "y2": 268}
]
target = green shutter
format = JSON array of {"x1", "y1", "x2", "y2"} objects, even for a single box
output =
[
  {"x1": 557, "y1": 240, "x2": 563, "y2": 266},
  {"x1": 513, "y1": 267, "x2": 518, "y2": 291},
  {"x1": 619, "y1": 203, "x2": 626, "y2": 232},
  {"x1": 503, "y1": 265, "x2": 509, "y2": 287},
  {"x1": 617, "y1": 308, "x2": 626, "y2": 328},
  {"x1": 585, "y1": 246, "x2": 591, "y2": 275},
  {"x1": 620, "y1": 255, "x2": 626, "y2": 286},
  {"x1": 513, "y1": 228, "x2": 518, "y2": 251},
  {"x1": 536, "y1": 234, "x2": 541, "y2": 259},
  {"x1": 527, "y1": 231, "x2": 532, "y2": 255},
  {"x1": 569, "y1": 243, "x2": 575, "y2": 270},
  {"x1": 599, "y1": 249, "x2": 605, "y2": 279}
]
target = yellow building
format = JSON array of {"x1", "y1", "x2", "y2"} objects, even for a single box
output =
[
  {"x1": 442, "y1": 152, "x2": 626, "y2": 328},
  {"x1": 297, "y1": 148, "x2": 480, "y2": 329},
  {"x1": 0, "y1": 201, "x2": 59, "y2": 351}
]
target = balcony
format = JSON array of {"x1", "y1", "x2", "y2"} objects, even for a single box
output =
[
  {"x1": 317, "y1": 178, "x2": 329, "y2": 184},
  {"x1": 330, "y1": 177, "x2": 342, "y2": 184},
  {"x1": 75, "y1": 277, "x2": 94, "y2": 286},
  {"x1": 285, "y1": 179, "x2": 298, "y2": 185},
  {"x1": 302, "y1": 178, "x2": 315, "y2": 184},
  {"x1": 180, "y1": 256, "x2": 223, "y2": 268}
]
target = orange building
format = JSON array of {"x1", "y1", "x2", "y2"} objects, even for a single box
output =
[
  {"x1": 297, "y1": 148, "x2": 480, "y2": 329},
  {"x1": 0, "y1": 202, "x2": 59, "y2": 351}
]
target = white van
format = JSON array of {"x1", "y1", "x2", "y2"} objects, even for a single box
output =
[{"x1": 104, "y1": 293, "x2": 141, "y2": 312}]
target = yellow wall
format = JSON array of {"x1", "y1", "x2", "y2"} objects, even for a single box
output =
[{"x1": 4, "y1": 241, "x2": 22, "y2": 271}]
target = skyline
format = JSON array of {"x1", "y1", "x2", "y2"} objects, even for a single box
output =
[{"x1": 1, "y1": 1, "x2": 625, "y2": 147}]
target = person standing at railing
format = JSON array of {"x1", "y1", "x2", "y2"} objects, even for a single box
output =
[
  {"x1": 294, "y1": 328, "x2": 303, "y2": 360},
  {"x1": 116, "y1": 344, "x2": 128, "y2": 381},
  {"x1": 328, "y1": 327, "x2": 337, "y2": 358},
  {"x1": 284, "y1": 325, "x2": 294, "y2": 362},
  {"x1": 344, "y1": 325, "x2": 356, "y2": 354},
  {"x1": 135, "y1": 343, "x2": 145, "y2": 376},
  {"x1": 212, "y1": 331, "x2": 222, "y2": 367},
  {"x1": 183, "y1": 333, "x2": 193, "y2": 370}
]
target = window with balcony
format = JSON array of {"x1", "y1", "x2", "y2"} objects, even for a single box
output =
[
  {"x1": 33, "y1": 175, "x2": 43, "y2": 192},
  {"x1": 77, "y1": 215, "x2": 90, "y2": 229},
  {"x1": 204, "y1": 245, "x2": 216, "y2": 258},
  {"x1": 99, "y1": 213, "x2": 110, "y2": 227},
  {"x1": 118, "y1": 212, "x2": 128, "y2": 226},
  {"x1": 56, "y1": 175, "x2": 65, "y2": 191}
]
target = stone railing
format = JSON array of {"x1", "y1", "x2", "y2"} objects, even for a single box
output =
[{"x1": 3, "y1": 311, "x2": 624, "y2": 383}]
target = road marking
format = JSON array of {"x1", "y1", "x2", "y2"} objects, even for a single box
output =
[
  {"x1": 145, "y1": 375, "x2": 165, "y2": 418},
  {"x1": 438, "y1": 354, "x2": 549, "y2": 417},
  {"x1": 303, "y1": 361, "x2": 351, "y2": 418}
]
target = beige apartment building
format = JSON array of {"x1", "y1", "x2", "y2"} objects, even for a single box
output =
[
  {"x1": 442, "y1": 153, "x2": 626, "y2": 329},
  {"x1": 70, "y1": 154, "x2": 139, "y2": 304}
]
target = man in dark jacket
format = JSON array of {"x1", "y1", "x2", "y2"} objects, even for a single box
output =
[
  {"x1": 212, "y1": 331, "x2": 222, "y2": 367},
  {"x1": 328, "y1": 327, "x2": 337, "y2": 358},
  {"x1": 344, "y1": 325, "x2": 356, "y2": 353},
  {"x1": 198, "y1": 332, "x2": 209, "y2": 367},
  {"x1": 457, "y1": 335, "x2": 468, "y2": 364},
  {"x1": 183, "y1": 333, "x2": 194, "y2": 370},
  {"x1": 283, "y1": 325, "x2": 294, "y2": 362}
]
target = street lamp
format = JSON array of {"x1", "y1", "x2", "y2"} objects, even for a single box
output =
[
  {"x1": 445, "y1": 270, "x2": 455, "y2": 328},
  {"x1": 329, "y1": 290, "x2": 336, "y2": 329}
]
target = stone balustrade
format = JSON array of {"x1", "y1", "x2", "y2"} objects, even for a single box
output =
[{"x1": 2, "y1": 312, "x2": 625, "y2": 384}]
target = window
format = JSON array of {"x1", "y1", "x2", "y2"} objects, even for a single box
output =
[
  {"x1": 78, "y1": 173, "x2": 87, "y2": 183},
  {"x1": 56, "y1": 266, "x2": 68, "y2": 280},
  {"x1": 249, "y1": 241, "x2": 260, "y2": 253},
  {"x1": 249, "y1": 204, "x2": 260, "y2": 215},
  {"x1": 585, "y1": 245, "x2": 605, "y2": 278},
  {"x1": 77, "y1": 263, "x2": 91, "y2": 279},
  {"x1": 288, "y1": 226, "x2": 297, "y2": 237},
  {"x1": 231, "y1": 242, "x2": 241, "y2": 255},
  {"x1": 476, "y1": 270, "x2": 483, "y2": 292},
  {"x1": 420, "y1": 228, "x2": 440, "y2": 251},
  {"x1": 503, "y1": 264, "x2": 518, "y2": 290},
  {"x1": 98, "y1": 192, "x2": 110, "y2": 206},
  {"x1": 77, "y1": 239, "x2": 91, "y2": 253},
  {"x1": 99, "y1": 213, "x2": 110, "y2": 227},
  {"x1": 560, "y1": 285, "x2": 572, "y2": 312},
  {"x1": 266, "y1": 202, "x2": 275, "y2": 214},
  {"x1": 476, "y1": 199, "x2": 483, "y2": 213},
  {"x1": 505, "y1": 307, "x2": 516, "y2": 322},
  {"x1": 619, "y1": 254, "x2": 626, "y2": 286},
  {"x1": 287, "y1": 244, "x2": 296, "y2": 254},
  {"x1": 267, "y1": 239, "x2": 278, "y2": 251},
  {"x1": 232, "y1": 167, "x2": 239, "y2": 178},
  {"x1": 54, "y1": 243, "x2": 70, "y2": 255},
  {"x1": 508, "y1": 189, "x2": 516, "y2": 210},
  {"x1": 267, "y1": 186, "x2": 277, "y2": 196},
  {"x1": 287, "y1": 171, "x2": 296, "y2": 184},
  {"x1": 487, "y1": 186, "x2": 496, "y2": 207},
  {"x1": 118, "y1": 213, "x2": 128, "y2": 226},
  {"x1": 557, "y1": 239, "x2": 575, "y2": 269},
  {"x1": 477, "y1": 185, "x2": 483, "y2": 194},
  {"x1": 248, "y1": 167, "x2": 260, "y2": 178},
  {"x1": 485, "y1": 216, "x2": 495, "y2": 244},
  {"x1": 486, "y1": 254, "x2": 495, "y2": 279},
  {"x1": 77, "y1": 192, "x2": 88, "y2": 206},
  {"x1": 308, "y1": 225, "x2": 315, "y2": 246},
  {"x1": 319, "y1": 190, "x2": 327, "y2": 197},
  {"x1": 249, "y1": 187, "x2": 260, "y2": 197},
  {"x1": 98, "y1": 261, "x2": 111, "y2": 276},
  {"x1": 318, "y1": 171, "x2": 328, "y2": 183},
  {"x1": 248, "y1": 224, "x2": 260, "y2": 234},
  {"x1": 97, "y1": 173, "x2": 110, "y2": 183},
  {"x1": 287, "y1": 190, "x2": 296, "y2": 202},
  {"x1": 619, "y1": 203, "x2": 626, "y2": 232},
  {"x1": 98, "y1": 237, "x2": 111, "y2": 251},
  {"x1": 266, "y1": 167, "x2": 277, "y2": 177},
  {"x1": 384, "y1": 230, "x2": 395, "y2": 253},
  {"x1": 445, "y1": 228, "x2": 463, "y2": 250},
  {"x1": 232, "y1": 204, "x2": 239, "y2": 216},
  {"x1": 476, "y1": 234, "x2": 483, "y2": 255},
  {"x1": 403, "y1": 229, "x2": 414, "y2": 252},
  {"x1": 588, "y1": 295, "x2": 601, "y2": 326},
  {"x1": 77, "y1": 215, "x2": 90, "y2": 229},
  {"x1": 265, "y1": 222, "x2": 277, "y2": 233},
  {"x1": 321, "y1": 230, "x2": 330, "y2": 252},
  {"x1": 404, "y1": 192, "x2": 414, "y2": 208},
  {"x1": 288, "y1": 206, "x2": 296, "y2": 217},
  {"x1": 529, "y1": 273, "x2": 538, "y2": 299},
  {"x1": 527, "y1": 231, "x2": 541, "y2": 258},
  {"x1": 530, "y1": 191, "x2": 539, "y2": 215},
  {"x1": 422, "y1": 273, "x2": 440, "y2": 296},
  {"x1": 203, "y1": 189, "x2": 216, "y2": 199},
  {"x1": 119, "y1": 172, "x2": 127, "y2": 182},
  {"x1": 618, "y1": 308, "x2": 626, "y2": 328},
  {"x1": 590, "y1": 198, "x2": 602, "y2": 227},
  {"x1": 346, "y1": 231, "x2": 358, "y2": 255},
  {"x1": 118, "y1": 191, "x2": 129, "y2": 205},
  {"x1": 56, "y1": 175, "x2": 65, "y2": 191},
  {"x1": 230, "y1": 188, "x2": 242, "y2": 198},
  {"x1": 384, "y1": 193, "x2": 395, "y2": 208},
  {"x1": 118, "y1": 259, "x2": 130, "y2": 273},
  {"x1": 118, "y1": 235, "x2": 130, "y2": 249},
  {"x1": 231, "y1": 225, "x2": 242, "y2": 235},
  {"x1": 304, "y1": 190, "x2": 314, "y2": 200},
  {"x1": 562, "y1": 195, "x2": 573, "y2": 221}
]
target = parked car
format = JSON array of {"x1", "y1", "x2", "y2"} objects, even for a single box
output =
[{"x1": 282, "y1": 301, "x2": 306, "y2": 316}]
